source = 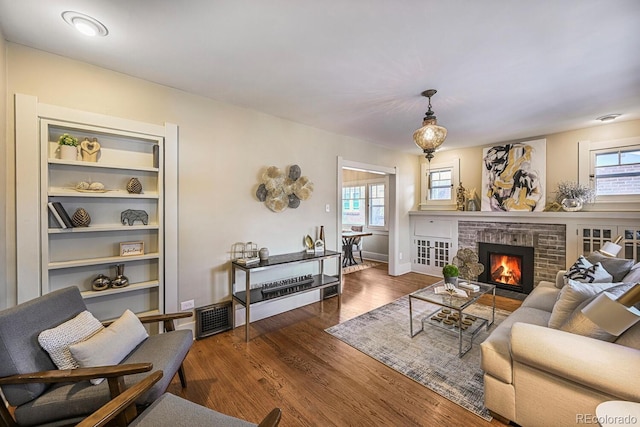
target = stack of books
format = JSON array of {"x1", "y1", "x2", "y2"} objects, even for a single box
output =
[{"x1": 47, "y1": 202, "x2": 74, "y2": 229}]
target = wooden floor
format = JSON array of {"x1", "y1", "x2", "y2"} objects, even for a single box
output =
[{"x1": 166, "y1": 264, "x2": 522, "y2": 426}]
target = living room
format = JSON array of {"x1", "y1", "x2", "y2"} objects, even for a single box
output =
[{"x1": 1, "y1": 2, "x2": 639, "y2": 426}]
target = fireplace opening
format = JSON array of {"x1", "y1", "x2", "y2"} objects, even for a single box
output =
[
  {"x1": 490, "y1": 253, "x2": 522, "y2": 285},
  {"x1": 478, "y1": 242, "x2": 534, "y2": 294}
]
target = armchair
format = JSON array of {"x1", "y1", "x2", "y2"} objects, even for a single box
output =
[
  {"x1": 0, "y1": 286, "x2": 193, "y2": 426},
  {"x1": 79, "y1": 371, "x2": 282, "y2": 427}
]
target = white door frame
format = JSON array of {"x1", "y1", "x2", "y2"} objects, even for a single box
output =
[{"x1": 337, "y1": 157, "x2": 400, "y2": 276}]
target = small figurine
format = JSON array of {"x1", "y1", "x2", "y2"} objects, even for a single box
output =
[
  {"x1": 456, "y1": 182, "x2": 466, "y2": 211},
  {"x1": 80, "y1": 137, "x2": 101, "y2": 162}
]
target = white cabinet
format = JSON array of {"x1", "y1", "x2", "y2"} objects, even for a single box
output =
[{"x1": 15, "y1": 94, "x2": 178, "y2": 319}]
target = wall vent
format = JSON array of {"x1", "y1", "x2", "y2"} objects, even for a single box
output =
[{"x1": 195, "y1": 301, "x2": 233, "y2": 339}]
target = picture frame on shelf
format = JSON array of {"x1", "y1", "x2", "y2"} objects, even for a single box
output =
[{"x1": 120, "y1": 241, "x2": 144, "y2": 257}]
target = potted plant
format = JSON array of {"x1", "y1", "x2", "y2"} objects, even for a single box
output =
[
  {"x1": 57, "y1": 133, "x2": 79, "y2": 160},
  {"x1": 554, "y1": 181, "x2": 595, "y2": 212},
  {"x1": 442, "y1": 264, "x2": 459, "y2": 285}
]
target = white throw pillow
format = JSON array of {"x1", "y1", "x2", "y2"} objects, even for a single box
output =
[
  {"x1": 38, "y1": 310, "x2": 104, "y2": 370},
  {"x1": 548, "y1": 279, "x2": 618, "y2": 329},
  {"x1": 69, "y1": 309, "x2": 148, "y2": 384},
  {"x1": 621, "y1": 262, "x2": 640, "y2": 284},
  {"x1": 563, "y1": 256, "x2": 613, "y2": 285},
  {"x1": 560, "y1": 283, "x2": 637, "y2": 342}
]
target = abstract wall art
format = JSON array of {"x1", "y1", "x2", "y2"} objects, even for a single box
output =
[{"x1": 481, "y1": 139, "x2": 546, "y2": 212}]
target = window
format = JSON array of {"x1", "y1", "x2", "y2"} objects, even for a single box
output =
[
  {"x1": 342, "y1": 179, "x2": 388, "y2": 230},
  {"x1": 578, "y1": 137, "x2": 640, "y2": 208},
  {"x1": 429, "y1": 169, "x2": 452, "y2": 201},
  {"x1": 592, "y1": 147, "x2": 640, "y2": 196},
  {"x1": 342, "y1": 185, "x2": 365, "y2": 225},
  {"x1": 369, "y1": 183, "x2": 385, "y2": 227},
  {"x1": 419, "y1": 158, "x2": 460, "y2": 210}
]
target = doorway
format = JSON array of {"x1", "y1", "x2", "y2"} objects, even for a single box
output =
[{"x1": 337, "y1": 158, "x2": 399, "y2": 276}]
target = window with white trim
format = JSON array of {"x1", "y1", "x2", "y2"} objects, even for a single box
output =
[
  {"x1": 419, "y1": 158, "x2": 460, "y2": 210},
  {"x1": 578, "y1": 137, "x2": 640, "y2": 207},
  {"x1": 342, "y1": 178, "x2": 388, "y2": 230},
  {"x1": 591, "y1": 147, "x2": 640, "y2": 196}
]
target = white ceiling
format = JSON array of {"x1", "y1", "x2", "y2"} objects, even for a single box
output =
[{"x1": 1, "y1": 0, "x2": 639, "y2": 153}]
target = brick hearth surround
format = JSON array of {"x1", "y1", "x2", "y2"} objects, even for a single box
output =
[
  {"x1": 409, "y1": 211, "x2": 639, "y2": 284},
  {"x1": 458, "y1": 221, "x2": 566, "y2": 285}
]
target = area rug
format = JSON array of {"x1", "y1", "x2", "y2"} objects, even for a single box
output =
[
  {"x1": 325, "y1": 295, "x2": 511, "y2": 421},
  {"x1": 342, "y1": 260, "x2": 380, "y2": 275}
]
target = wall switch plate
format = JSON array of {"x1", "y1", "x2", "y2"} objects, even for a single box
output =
[
  {"x1": 325, "y1": 204, "x2": 330, "y2": 213},
  {"x1": 180, "y1": 299, "x2": 195, "y2": 311}
]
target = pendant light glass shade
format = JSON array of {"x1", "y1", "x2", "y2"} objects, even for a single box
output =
[{"x1": 413, "y1": 89, "x2": 447, "y2": 161}]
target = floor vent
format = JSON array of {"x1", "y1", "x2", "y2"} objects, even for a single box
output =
[{"x1": 195, "y1": 301, "x2": 233, "y2": 339}]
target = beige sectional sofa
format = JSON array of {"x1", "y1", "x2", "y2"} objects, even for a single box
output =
[{"x1": 480, "y1": 270, "x2": 640, "y2": 427}]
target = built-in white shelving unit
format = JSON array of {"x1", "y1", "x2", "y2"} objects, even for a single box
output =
[{"x1": 15, "y1": 94, "x2": 179, "y2": 320}]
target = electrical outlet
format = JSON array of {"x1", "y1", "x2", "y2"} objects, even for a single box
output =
[
  {"x1": 399, "y1": 252, "x2": 403, "y2": 260},
  {"x1": 180, "y1": 299, "x2": 195, "y2": 311}
]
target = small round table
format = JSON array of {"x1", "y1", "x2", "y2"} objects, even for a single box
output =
[{"x1": 595, "y1": 401, "x2": 640, "y2": 426}]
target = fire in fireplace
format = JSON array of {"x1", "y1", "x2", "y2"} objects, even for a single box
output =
[
  {"x1": 490, "y1": 254, "x2": 522, "y2": 285},
  {"x1": 478, "y1": 242, "x2": 534, "y2": 294}
]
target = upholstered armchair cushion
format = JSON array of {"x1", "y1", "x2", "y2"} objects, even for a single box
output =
[{"x1": 0, "y1": 287, "x2": 87, "y2": 406}]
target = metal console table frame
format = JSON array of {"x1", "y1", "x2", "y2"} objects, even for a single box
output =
[
  {"x1": 231, "y1": 250, "x2": 342, "y2": 342},
  {"x1": 409, "y1": 279, "x2": 496, "y2": 357}
]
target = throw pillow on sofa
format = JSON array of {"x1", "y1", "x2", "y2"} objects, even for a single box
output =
[
  {"x1": 38, "y1": 310, "x2": 105, "y2": 370},
  {"x1": 548, "y1": 279, "x2": 619, "y2": 329},
  {"x1": 621, "y1": 262, "x2": 640, "y2": 283},
  {"x1": 586, "y1": 252, "x2": 635, "y2": 282},
  {"x1": 559, "y1": 283, "x2": 637, "y2": 342},
  {"x1": 69, "y1": 309, "x2": 148, "y2": 384},
  {"x1": 563, "y1": 256, "x2": 613, "y2": 285}
]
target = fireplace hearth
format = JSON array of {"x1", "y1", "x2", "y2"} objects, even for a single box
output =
[{"x1": 478, "y1": 242, "x2": 534, "y2": 294}]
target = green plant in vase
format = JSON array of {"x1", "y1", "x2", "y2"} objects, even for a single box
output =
[
  {"x1": 57, "y1": 133, "x2": 79, "y2": 160},
  {"x1": 58, "y1": 133, "x2": 78, "y2": 147},
  {"x1": 442, "y1": 264, "x2": 459, "y2": 285}
]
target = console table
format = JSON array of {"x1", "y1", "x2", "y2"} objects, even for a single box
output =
[{"x1": 231, "y1": 250, "x2": 342, "y2": 341}]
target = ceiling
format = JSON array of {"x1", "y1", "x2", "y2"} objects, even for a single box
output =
[{"x1": 1, "y1": 0, "x2": 639, "y2": 153}]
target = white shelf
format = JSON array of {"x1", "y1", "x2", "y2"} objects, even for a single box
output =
[
  {"x1": 49, "y1": 253, "x2": 160, "y2": 269},
  {"x1": 48, "y1": 187, "x2": 159, "y2": 199},
  {"x1": 49, "y1": 224, "x2": 159, "y2": 234},
  {"x1": 81, "y1": 280, "x2": 160, "y2": 299},
  {"x1": 48, "y1": 158, "x2": 158, "y2": 172}
]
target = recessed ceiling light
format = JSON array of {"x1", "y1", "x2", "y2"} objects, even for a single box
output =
[
  {"x1": 62, "y1": 11, "x2": 109, "y2": 37},
  {"x1": 596, "y1": 114, "x2": 621, "y2": 122}
]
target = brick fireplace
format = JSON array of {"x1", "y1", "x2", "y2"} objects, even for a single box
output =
[{"x1": 458, "y1": 221, "x2": 566, "y2": 288}]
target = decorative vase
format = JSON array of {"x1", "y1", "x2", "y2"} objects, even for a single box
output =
[
  {"x1": 561, "y1": 198, "x2": 583, "y2": 212},
  {"x1": 92, "y1": 274, "x2": 111, "y2": 291},
  {"x1": 111, "y1": 264, "x2": 129, "y2": 288},
  {"x1": 126, "y1": 177, "x2": 143, "y2": 194},
  {"x1": 71, "y1": 208, "x2": 91, "y2": 227},
  {"x1": 59, "y1": 145, "x2": 78, "y2": 161},
  {"x1": 259, "y1": 247, "x2": 269, "y2": 261},
  {"x1": 444, "y1": 276, "x2": 458, "y2": 285}
]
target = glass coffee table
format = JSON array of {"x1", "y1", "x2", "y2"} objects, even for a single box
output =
[{"x1": 409, "y1": 279, "x2": 495, "y2": 357}]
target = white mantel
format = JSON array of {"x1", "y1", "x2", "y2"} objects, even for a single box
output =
[{"x1": 409, "y1": 210, "x2": 639, "y2": 277}]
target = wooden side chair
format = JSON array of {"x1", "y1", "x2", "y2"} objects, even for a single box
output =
[
  {"x1": 79, "y1": 371, "x2": 282, "y2": 427},
  {"x1": 350, "y1": 225, "x2": 364, "y2": 263}
]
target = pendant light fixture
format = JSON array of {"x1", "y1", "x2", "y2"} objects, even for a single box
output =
[{"x1": 413, "y1": 89, "x2": 447, "y2": 162}]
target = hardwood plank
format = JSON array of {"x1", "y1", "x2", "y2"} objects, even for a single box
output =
[{"x1": 166, "y1": 264, "x2": 521, "y2": 426}]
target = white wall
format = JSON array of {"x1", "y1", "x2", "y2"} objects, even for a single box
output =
[
  {"x1": 0, "y1": 28, "x2": 8, "y2": 309},
  {"x1": 4, "y1": 44, "x2": 419, "y2": 318},
  {"x1": 423, "y1": 119, "x2": 640, "y2": 211}
]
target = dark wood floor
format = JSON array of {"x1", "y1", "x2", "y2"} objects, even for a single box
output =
[{"x1": 166, "y1": 264, "x2": 522, "y2": 426}]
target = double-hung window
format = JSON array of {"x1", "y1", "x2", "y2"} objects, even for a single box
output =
[
  {"x1": 579, "y1": 138, "x2": 640, "y2": 207},
  {"x1": 419, "y1": 159, "x2": 460, "y2": 210},
  {"x1": 342, "y1": 179, "x2": 388, "y2": 230}
]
